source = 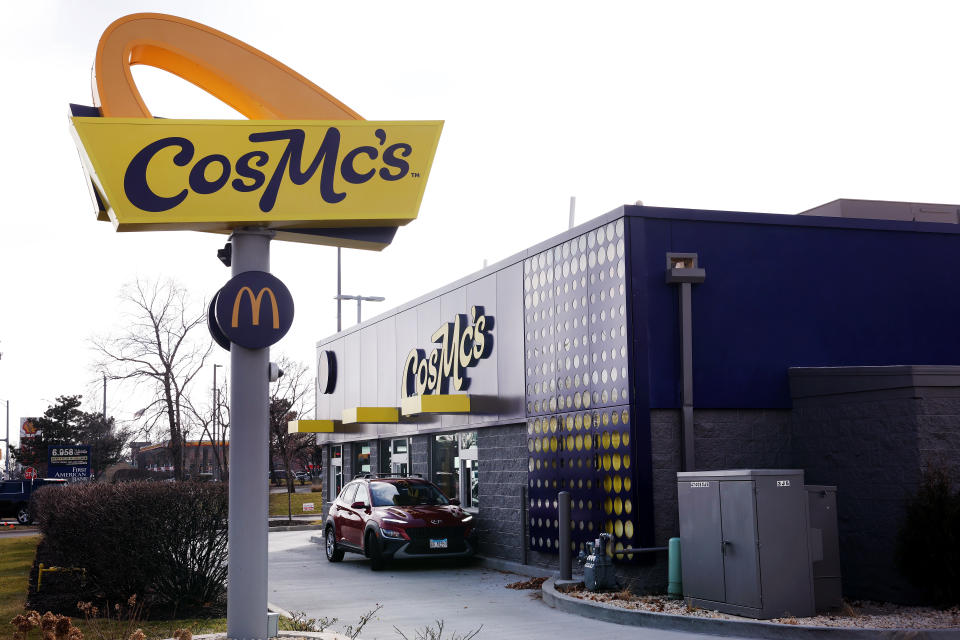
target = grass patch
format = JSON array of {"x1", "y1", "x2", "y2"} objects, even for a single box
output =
[
  {"x1": 0, "y1": 535, "x2": 41, "y2": 626},
  {"x1": 2, "y1": 536, "x2": 225, "y2": 640},
  {"x1": 269, "y1": 491, "x2": 323, "y2": 517},
  {"x1": 72, "y1": 616, "x2": 226, "y2": 640}
]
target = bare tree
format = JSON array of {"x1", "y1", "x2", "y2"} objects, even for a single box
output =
[
  {"x1": 184, "y1": 377, "x2": 230, "y2": 480},
  {"x1": 269, "y1": 356, "x2": 315, "y2": 520},
  {"x1": 93, "y1": 279, "x2": 213, "y2": 481}
]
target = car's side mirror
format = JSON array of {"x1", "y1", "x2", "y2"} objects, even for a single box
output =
[
  {"x1": 351, "y1": 501, "x2": 368, "y2": 510},
  {"x1": 449, "y1": 498, "x2": 461, "y2": 506}
]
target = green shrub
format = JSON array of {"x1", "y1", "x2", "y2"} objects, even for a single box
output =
[
  {"x1": 895, "y1": 465, "x2": 960, "y2": 607},
  {"x1": 31, "y1": 481, "x2": 228, "y2": 616}
]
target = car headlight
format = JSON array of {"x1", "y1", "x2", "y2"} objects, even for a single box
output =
[
  {"x1": 461, "y1": 514, "x2": 473, "y2": 523},
  {"x1": 382, "y1": 517, "x2": 407, "y2": 525},
  {"x1": 381, "y1": 528, "x2": 405, "y2": 539}
]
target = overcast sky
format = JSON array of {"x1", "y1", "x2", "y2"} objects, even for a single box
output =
[{"x1": 2, "y1": 1, "x2": 960, "y2": 449}]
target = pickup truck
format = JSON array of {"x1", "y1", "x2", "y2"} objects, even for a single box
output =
[{"x1": 0, "y1": 478, "x2": 67, "y2": 524}]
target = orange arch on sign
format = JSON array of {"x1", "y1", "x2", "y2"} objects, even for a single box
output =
[{"x1": 93, "y1": 13, "x2": 363, "y2": 120}]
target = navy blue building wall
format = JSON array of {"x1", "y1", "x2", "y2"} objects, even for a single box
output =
[{"x1": 628, "y1": 206, "x2": 960, "y2": 409}]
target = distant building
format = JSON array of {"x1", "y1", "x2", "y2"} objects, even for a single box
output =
[{"x1": 135, "y1": 440, "x2": 228, "y2": 475}]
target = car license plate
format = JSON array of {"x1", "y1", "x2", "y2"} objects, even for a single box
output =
[{"x1": 429, "y1": 538, "x2": 448, "y2": 549}]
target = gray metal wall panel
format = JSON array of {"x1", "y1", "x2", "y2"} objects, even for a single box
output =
[
  {"x1": 344, "y1": 332, "x2": 361, "y2": 412},
  {"x1": 329, "y1": 338, "x2": 346, "y2": 431},
  {"x1": 466, "y1": 273, "x2": 500, "y2": 424},
  {"x1": 416, "y1": 297, "x2": 443, "y2": 429},
  {"x1": 719, "y1": 481, "x2": 761, "y2": 609},
  {"x1": 496, "y1": 263, "x2": 526, "y2": 421},
  {"x1": 315, "y1": 346, "x2": 329, "y2": 419},
  {"x1": 360, "y1": 326, "x2": 379, "y2": 407},
  {"x1": 395, "y1": 307, "x2": 418, "y2": 396},
  {"x1": 377, "y1": 317, "x2": 398, "y2": 408},
  {"x1": 441, "y1": 287, "x2": 469, "y2": 430}
]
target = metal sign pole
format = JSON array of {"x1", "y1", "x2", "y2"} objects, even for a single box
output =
[{"x1": 227, "y1": 227, "x2": 273, "y2": 640}]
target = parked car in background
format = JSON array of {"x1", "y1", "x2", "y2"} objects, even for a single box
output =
[
  {"x1": 295, "y1": 471, "x2": 310, "y2": 485},
  {"x1": 323, "y1": 474, "x2": 476, "y2": 570},
  {"x1": 0, "y1": 478, "x2": 68, "y2": 524}
]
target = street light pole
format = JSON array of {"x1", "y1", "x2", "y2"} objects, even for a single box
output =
[
  {"x1": 0, "y1": 399, "x2": 8, "y2": 477},
  {"x1": 337, "y1": 247, "x2": 342, "y2": 332},
  {"x1": 213, "y1": 364, "x2": 223, "y2": 480},
  {"x1": 333, "y1": 294, "x2": 385, "y2": 327}
]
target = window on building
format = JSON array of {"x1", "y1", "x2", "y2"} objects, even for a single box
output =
[
  {"x1": 380, "y1": 438, "x2": 409, "y2": 474},
  {"x1": 354, "y1": 441, "x2": 372, "y2": 476},
  {"x1": 330, "y1": 445, "x2": 343, "y2": 498},
  {"x1": 432, "y1": 431, "x2": 479, "y2": 510}
]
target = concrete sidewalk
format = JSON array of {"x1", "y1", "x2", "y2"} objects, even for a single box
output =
[{"x1": 268, "y1": 530, "x2": 751, "y2": 640}]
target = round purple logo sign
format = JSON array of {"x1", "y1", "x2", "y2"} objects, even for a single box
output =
[{"x1": 214, "y1": 271, "x2": 294, "y2": 349}]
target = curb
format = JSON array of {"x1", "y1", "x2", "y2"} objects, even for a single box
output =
[
  {"x1": 191, "y1": 632, "x2": 349, "y2": 640},
  {"x1": 472, "y1": 555, "x2": 557, "y2": 579},
  {"x1": 541, "y1": 578, "x2": 959, "y2": 640},
  {"x1": 269, "y1": 524, "x2": 324, "y2": 532}
]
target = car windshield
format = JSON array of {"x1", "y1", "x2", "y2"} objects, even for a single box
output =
[{"x1": 370, "y1": 481, "x2": 450, "y2": 507}]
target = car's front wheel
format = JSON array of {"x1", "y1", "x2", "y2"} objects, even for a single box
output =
[
  {"x1": 16, "y1": 504, "x2": 31, "y2": 525},
  {"x1": 325, "y1": 526, "x2": 344, "y2": 562},
  {"x1": 366, "y1": 530, "x2": 385, "y2": 571}
]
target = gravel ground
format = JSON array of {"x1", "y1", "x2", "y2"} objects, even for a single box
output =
[{"x1": 566, "y1": 588, "x2": 960, "y2": 629}]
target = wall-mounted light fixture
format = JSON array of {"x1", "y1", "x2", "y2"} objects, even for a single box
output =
[
  {"x1": 666, "y1": 253, "x2": 706, "y2": 284},
  {"x1": 666, "y1": 252, "x2": 706, "y2": 471}
]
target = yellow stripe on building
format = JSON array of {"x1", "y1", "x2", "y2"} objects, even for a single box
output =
[
  {"x1": 288, "y1": 420, "x2": 337, "y2": 434},
  {"x1": 342, "y1": 407, "x2": 399, "y2": 424},
  {"x1": 400, "y1": 394, "x2": 471, "y2": 417}
]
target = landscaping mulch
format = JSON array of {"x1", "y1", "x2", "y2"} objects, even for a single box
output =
[
  {"x1": 505, "y1": 577, "x2": 548, "y2": 590},
  {"x1": 567, "y1": 586, "x2": 960, "y2": 629}
]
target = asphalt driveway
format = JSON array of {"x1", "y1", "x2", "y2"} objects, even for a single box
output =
[{"x1": 268, "y1": 530, "x2": 748, "y2": 640}]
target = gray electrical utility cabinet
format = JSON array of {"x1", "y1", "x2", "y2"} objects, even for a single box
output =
[
  {"x1": 806, "y1": 485, "x2": 842, "y2": 611},
  {"x1": 677, "y1": 469, "x2": 816, "y2": 619}
]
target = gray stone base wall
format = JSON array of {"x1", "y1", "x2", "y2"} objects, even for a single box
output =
[
  {"x1": 792, "y1": 393, "x2": 960, "y2": 603},
  {"x1": 502, "y1": 410, "x2": 793, "y2": 589},
  {"x1": 635, "y1": 409, "x2": 792, "y2": 593},
  {"x1": 476, "y1": 425, "x2": 528, "y2": 563},
  {"x1": 321, "y1": 445, "x2": 330, "y2": 520}
]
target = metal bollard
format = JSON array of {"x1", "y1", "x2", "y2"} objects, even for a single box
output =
[
  {"x1": 668, "y1": 537, "x2": 682, "y2": 598},
  {"x1": 559, "y1": 491, "x2": 571, "y2": 580}
]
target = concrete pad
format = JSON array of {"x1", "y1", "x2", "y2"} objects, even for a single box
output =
[{"x1": 268, "y1": 530, "x2": 750, "y2": 640}]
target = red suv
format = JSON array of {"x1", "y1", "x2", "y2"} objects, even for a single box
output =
[{"x1": 323, "y1": 474, "x2": 476, "y2": 570}]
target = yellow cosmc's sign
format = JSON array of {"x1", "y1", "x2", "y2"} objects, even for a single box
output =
[
  {"x1": 69, "y1": 13, "x2": 443, "y2": 248},
  {"x1": 70, "y1": 118, "x2": 443, "y2": 234}
]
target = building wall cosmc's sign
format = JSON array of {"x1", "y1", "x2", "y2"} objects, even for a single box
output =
[{"x1": 401, "y1": 307, "x2": 493, "y2": 396}]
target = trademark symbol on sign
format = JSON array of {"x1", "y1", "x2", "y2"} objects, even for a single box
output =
[{"x1": 411, "y1": 172, "x2": 421, "y2": 178}]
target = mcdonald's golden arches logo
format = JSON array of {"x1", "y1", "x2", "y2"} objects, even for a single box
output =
[
  {"x1": 232, "y1": 287, "x2": 280, "y2": 329},
  {"x1": 214, "y1": 271, "x2": 294, "y2": 349}
]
